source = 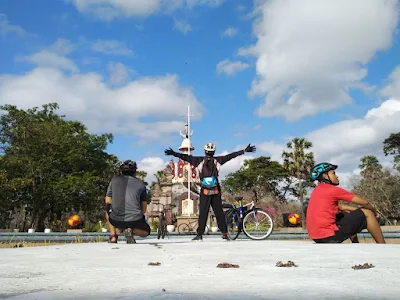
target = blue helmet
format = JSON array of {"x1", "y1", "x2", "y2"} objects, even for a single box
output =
[{"x1": 311, "y1": 163, "x2": 338, "y2": 180}]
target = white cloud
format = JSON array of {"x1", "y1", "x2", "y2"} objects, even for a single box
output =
[
  {"x1": 50, "y1": 38, "x2": 76, "y2": 55},
  {"x1": 137, "y1": 157, "x2": 170, "y2": 184},
  {"x1": 207, "y1": 150, "x2": 254, "y2": 180},
  {"x1": 67, "y1": 0, "x2": 224, "y2": 20},
  {"x1": 222, "y1": 27, "x2": 237, "y2": 37},
  {"x1": 23, "y1": 51, "x2": 78, "y2": 72},
  {"x1": 216, "y1": 59, "x2": 249, "y2": 76},
  {"x1": 108, "y1": 62, "x2": 135, "y2": 85},
  {"x1": 241, "y1": 0, "x2": 399, "y2": 122},
  {"x1": 0, "y1": 14, "x2": 30, "y2": 37},
  {"x1": 92, "y1": 40, "x2": 133, "y2": 56},
  {"x1": 236, "y1": 5, "x2": 247, "y2": 12},
  {"x1": 380, "y1": 66, "x2": 400, "y2": 99},
  {"x1": 0, "y1": 46, "x2": 203, "y2": 142},
  {"x1": 18, "y1": 39, "x2": 77, "y2": 72},
  {"x1": 173, "y1": 19, "x2": 192, "y2": 35},
  {"x1": 257, "y1": 96, "x2": 400, "y2": 189},
  {"x1": 258, "y1": 141, "x2": 287, "y2": 163}
]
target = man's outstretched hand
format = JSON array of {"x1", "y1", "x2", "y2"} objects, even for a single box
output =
[
  {"x1": 164, "y1": 148, "x2": 175, "y2": 156},
  {"x1": 245, "y1": 144, "x2": 256, "y2": 153}
]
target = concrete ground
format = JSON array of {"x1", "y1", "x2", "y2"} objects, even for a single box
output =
[{"x1": 1, "y1": 236, "x2": 399, "y2": 300}]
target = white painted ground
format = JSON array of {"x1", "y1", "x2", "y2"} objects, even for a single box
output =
[{"x1": 1, "y1": 236, "x2": 399, "y2": 299}]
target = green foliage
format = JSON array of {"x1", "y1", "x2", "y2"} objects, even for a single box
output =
[
  {"x1": 352, "y1": 156, "x2": 400, "y2": 221},
  {"x1": 221, "y1": 156, "x2": 288, "y2": 200},
  {"x1": 383, "y1": 132, "x2": 400, "y2": 171},
  {"x1": 150, "y1": 218, "x2": 159, "y2": 232},
  {"x1": 0, "y1": 103, "x2": 118, "y2": 231},
  {"x1": 281, "y1": 137, "x2": 315, "y2": 228},
  {"x1": 136, "y1": 170, "x2": 148, "y2": 186},
  {"x1": 282, "y1": 137, "x2": 315, "y2": 180}
]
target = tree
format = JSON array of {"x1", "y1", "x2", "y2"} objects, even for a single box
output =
[
  {"x1": 383, "y1": 132, "x2": 400, "y2": 171},
  {"x1": 359, "y1": 155, "x2": 382, "y2": 179},
  {"x1": 136, "y1": 170, "x2": 148, "y2": 186},
  {"x1": 0, "y1": 103, "x2": 117, "y2": 231},
  {"x1": 221, "y1": 156, "x2": 288, "y2": 201},
  {"x1": 359, "y1": 155, "x2": 382, "y2": 171},
  {"x1": 282, "y1": 137, "x2": 315, "y2": 228},
  {"x1": 352, "y1": 156, "x2": 400, "y2": 222}
]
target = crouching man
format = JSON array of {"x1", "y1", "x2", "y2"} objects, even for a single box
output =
[
  {"x1": 306, "y1": 162, "x2": 385, "y2": 244},
  {"x1": 105, "y1": 160, "x2": 150, "y2": 244}
]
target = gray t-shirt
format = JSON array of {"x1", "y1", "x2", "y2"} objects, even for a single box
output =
[{"x1": 106, "y1": 175, "x2": 148, "y2": 222}]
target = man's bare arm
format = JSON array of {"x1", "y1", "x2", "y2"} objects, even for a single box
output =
[
  {"x1": 350, "y1": 195, "x2": 376, "y2": 212},
  {"x1": 105, "y1": 196, "x2": 112, "y2": 204},
  {"x1": 141, "y1": 201, "x2": 147, "y2": 214},
  {"x1": 338, "y1": 203, "x2": 358, "y2": 212}
]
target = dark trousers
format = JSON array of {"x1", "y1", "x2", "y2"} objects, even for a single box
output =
[{"x1": 197, "y1": 190, "x2": 227, "y2": 235}]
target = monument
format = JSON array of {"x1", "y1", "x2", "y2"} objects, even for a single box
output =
[
  {"x1": 146, "y1": 106, "x2": 201, "y2": 231},
  {"x1": 170, "y1": 120, "x2": 201, "y2": 217}
]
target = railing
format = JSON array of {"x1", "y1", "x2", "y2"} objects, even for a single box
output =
[{"x1": 1, "y1": 229, "x2": 400, "y2": 243}]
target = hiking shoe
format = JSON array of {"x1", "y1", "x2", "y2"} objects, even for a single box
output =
[
  {"x1": 192, "y1": 235, "x2": 203, "y2": 241},
  {"x1": 124, "y1": 229, "x2": 136, "y2": 244},
  {"x1": 222, "y1": 234, "x2": 230, "y2": 241}
]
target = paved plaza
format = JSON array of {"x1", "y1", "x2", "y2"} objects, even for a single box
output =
[{"x1": 1, "y1": 237, "x2": 399, "y2": 299}]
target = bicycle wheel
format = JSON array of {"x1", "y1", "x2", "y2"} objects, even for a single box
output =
[
  {"x1": 225, "y1": 209, "x2": 240, "y2": 240},
  {"x1": 177, "y1": 223, "x2": 190, "y2": 234},
  {"x1": 242, "y1": 209, "x2": 274, "y2": 240}
]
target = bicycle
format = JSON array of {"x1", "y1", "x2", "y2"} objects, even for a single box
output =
[
  {"x1": 177, "y1": 218, "x2": 210, "y2": 235},
  {"x1": 223, "y1": 192, "x2": 274, "y2": 240},
  {"x1": 154, "y1": 202, "x2": 174, "y2": 240}
]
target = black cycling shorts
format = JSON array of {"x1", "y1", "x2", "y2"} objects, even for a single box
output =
[
  {"x1": 314, "y1": 208, "x2": 367, "y2": 243},
  {"x1": 109, "y1": 216, "x2": 150, "y2": 236}
]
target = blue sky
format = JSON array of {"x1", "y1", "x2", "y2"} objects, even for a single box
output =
[{"x1": 1, "y1": 0, "x2": 400, "y2": 185}]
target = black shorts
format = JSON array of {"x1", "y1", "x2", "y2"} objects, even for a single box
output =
[
  {"x1": 314, "y1": 208, "x2": 367, "y2": 243},
  {"x1": 109, "y1": 216, "x2": 150, "y2": 236}
]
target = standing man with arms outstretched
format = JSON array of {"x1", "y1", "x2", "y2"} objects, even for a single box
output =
[
  {"x1": 306, "y1": 162, "x2": 385, "y2": 244},
  {"x1": 165, "y1": 142, "x2": 256, "y2": 241}
]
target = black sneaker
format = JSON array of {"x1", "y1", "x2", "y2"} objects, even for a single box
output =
[
  {"x1": 124, "y1": 229, "x2": 136, "y2": 244},
  {"x1": 192, "y1": 235, "x2": 203, "y2": 241}
]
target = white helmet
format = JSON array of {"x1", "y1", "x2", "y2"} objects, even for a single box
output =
[{"x1": 204, "y1": 142, "x2": 216, "y2": 152}]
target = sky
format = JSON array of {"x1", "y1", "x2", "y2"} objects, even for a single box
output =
[{"x1": 1, "y1": 0, "x2": 400, "y2": 188}]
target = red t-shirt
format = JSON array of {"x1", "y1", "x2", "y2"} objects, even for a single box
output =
[{"x1": 306, "y1": 183, "x2": 355, "y2": 239}]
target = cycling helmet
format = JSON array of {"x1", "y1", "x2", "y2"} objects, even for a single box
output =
[
  {"x1": 204, "y1": 143, "x2": 216, "y2": 152},
  {"x1": 311, "y1": 162, "x2": 338, "y2": 180},
  {"x1": 119, "y1": 160, "x2": 137, "y2": 174}
]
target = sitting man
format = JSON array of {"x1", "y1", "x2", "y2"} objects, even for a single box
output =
[
  {"x1": 105, "y1": 160, "x2": 150, "y2": 243},
  {"x1": 306, "y1": 162, "x2": 385, "y2": 244},
  {"x1": 165, "y1": 142, "x2": 256, "y2": 241}
]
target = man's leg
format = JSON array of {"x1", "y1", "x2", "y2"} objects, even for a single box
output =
[
  {"x1": 210, "y1": 193, "x2": 228, "y2": 237},
  {"x1": 360, "y1": 208, "x2": 386, "y2": 244},
  {"x1": 196, "y1": 192, "x2": 211, "y2": 237},
  {"x1": 105, "y1": 206, "x2": 117, "y2": 242},
  {"x1": 132, "y1": 216, "x2": 151, "y2": 237},
  {"x1": 349, "y1": 234, "x2": 359, "y2": 243}
]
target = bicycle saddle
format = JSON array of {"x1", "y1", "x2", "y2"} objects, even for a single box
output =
[{"x1": 234, "y1": 196, "x2": 243, "y2": 201}]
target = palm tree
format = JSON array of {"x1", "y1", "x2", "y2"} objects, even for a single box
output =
[
  {"x1": 154, "y1": 170, "x2": 164, "y2": 184},
  {"x1": 136, "y1": 170, "x2": 148, "y2": 186},
  {"x1": 282, "y1": 137, "x2": 315, "y2": 228},
  {"x1": 359, "y1": 155, "x2": 382, "y2": 176}
]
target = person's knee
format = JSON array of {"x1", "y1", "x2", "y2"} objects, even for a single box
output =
[
  {"x1": 360, "y1": 208, "x2": 375, "y2": 218},
  {"x1": 135, "y1": 229, "x2": 150, "y2": 237}
]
